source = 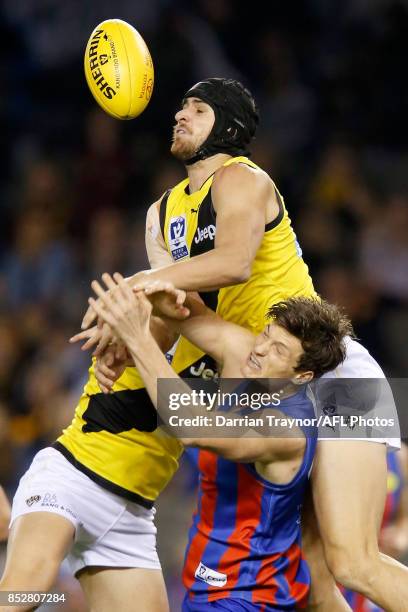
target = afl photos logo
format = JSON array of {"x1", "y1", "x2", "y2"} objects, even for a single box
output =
[{"x1": 169, "y1": 216, "x2": 189, "y2": 261}]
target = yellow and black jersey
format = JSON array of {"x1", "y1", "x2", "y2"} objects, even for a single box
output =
[
  {"x1": 54, "y1": 362, "x2": 182, "y2": 508},
  {"x1": 160, "y1": 156, "x2": 317, "y2": 374}
]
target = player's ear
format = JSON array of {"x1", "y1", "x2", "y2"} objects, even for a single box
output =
[{"x1": 291, "y1": 371, "x2": 314, "y2": 385}]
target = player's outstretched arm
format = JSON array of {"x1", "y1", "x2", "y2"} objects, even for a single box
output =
[
  {"x1": 185, "y1": 431, "x2": 305, "y2": 465},
  {"x1": 81, "y1": 165, "x2": 274, "y2": 329},
  {"x1": 130, "y1": 164, "x2": 271, "y2": 292}
]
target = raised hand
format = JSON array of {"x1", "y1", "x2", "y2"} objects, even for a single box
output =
[
  {"x1": 94, "y1": 344, "x2": 129, "y2": 394},
  {"x1": 139, "y1": 279, "x2": 189, "y2": 320},
  {"x1": 70, "y1": 321, "x2": 116, "y2": 356},
  {"x1": 81, "y1": 270, "x2": 151, "y2": 330},
  {"x1": 89, "y1": 272, "x2": 154, "y2": 350}
]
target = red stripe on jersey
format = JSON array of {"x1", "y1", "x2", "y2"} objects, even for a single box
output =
[
  {"x1": 252, "y1": 553, "x2": 280, "y2": 604},
  {"x1": 354, "y1": 592, "x2": 370, "y2": 611},
  {"x1": 283, "y1": 543, "x2": 309, "y2": 606},
  {"x1": 340, "y1": 586, "x2": 373, "y2": 611},
  {"x1": 207, "y1": 464, "x2": 265, "y2": 601},
  {"x1": 183, "y1": 451, "x2": 219, "y2": 590}
]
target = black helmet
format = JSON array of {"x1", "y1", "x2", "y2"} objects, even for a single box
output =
[{"x1": 182, "y1": 77, "x2": 259, "y2": 165}]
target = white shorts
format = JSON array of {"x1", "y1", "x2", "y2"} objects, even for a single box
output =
[
  {"x1": 10, "y1": 447, "x2": 161, "y2": 576},
  {"x1": 315, "y1": 337, "x2": 401, "y2": 451}
]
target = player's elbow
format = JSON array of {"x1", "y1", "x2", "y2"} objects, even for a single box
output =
[
  {"x1": 232, "y1": 266, "x2": 251, "y2": 284},
  {"x1": 215, "y1": 246, "x2": 252, "y2": 285},
  {"x1": 226, "y1": 259, "x2": 251, "y2": 284}
]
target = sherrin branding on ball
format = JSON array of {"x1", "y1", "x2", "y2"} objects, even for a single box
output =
[{"x1": 84, "y1": 19, "x2": 154, "y2": 120}]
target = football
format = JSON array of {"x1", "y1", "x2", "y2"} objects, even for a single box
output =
[{"x1": 84, "y1": 19, "x2": 154, "y2": 120}]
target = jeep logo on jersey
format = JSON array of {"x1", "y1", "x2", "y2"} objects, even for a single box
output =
[
  {"x1": 169, "y1": 215, "x2": 189, "y2": 260},
  {"x1": 194, "y1": 224, "x2": 216, "y2": 244},
  {"x1": 190, "y1": 360, "x2": 218, "y2": 380},
  {"x1": 195, "y1": 562, "x2": 227, "y2": 587}
]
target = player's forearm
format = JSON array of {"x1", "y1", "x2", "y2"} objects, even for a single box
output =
[
  {"x1": 184, "y1": 431, "x2": 302, "y2": 463},
  {"x1": 184, "y1": 414, "x2": 305, "y2": 462},
  {"x1": 127, "y1": 335, "x2": 204, "y2": 419},
  {"x1": 154, "y1": 297, "x2": 220, "y2": 357},
  {"x1": 128, "y1": 248, "x2": 251, "y2": 292},
  {"x1": 183, "y1": 436, "x2": 262, "y2": 462}
]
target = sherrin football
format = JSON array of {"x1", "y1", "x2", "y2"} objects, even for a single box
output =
[{"x1": 84, "y1": 19, "x2": 154, "y2": 120}]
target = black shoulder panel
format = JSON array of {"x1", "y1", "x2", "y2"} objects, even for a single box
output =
[
  {"x1": 159, "y1": 189, "x2": 171, "y2": 238},
  {"x1": 190, "y1": 189, "x2": 219, "y2": 311}
]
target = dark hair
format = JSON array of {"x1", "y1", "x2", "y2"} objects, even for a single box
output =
[{"x1": 267, "y1": 297, "x2": 354, "y2": 378}]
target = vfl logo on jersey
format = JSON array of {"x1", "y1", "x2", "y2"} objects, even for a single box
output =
[
  {"x1": 169, "y1": 215, "x2": 189, "y2": 260},
  {"x1": 195, "y1": 562, "x2": 227, "y2": 587},
  {"x1": 194, "y1": 224, "x2": 216, "y2": 244}
]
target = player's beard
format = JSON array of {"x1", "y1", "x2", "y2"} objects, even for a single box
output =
[{"x1": 171, "y1": 131, "x2": 203, "y2": 161}]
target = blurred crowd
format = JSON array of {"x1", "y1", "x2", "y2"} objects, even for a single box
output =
[{"x1": 1, "y1": 0, "x2": 408, "y2": 609}]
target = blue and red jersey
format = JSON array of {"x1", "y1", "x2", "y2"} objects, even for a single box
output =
[
  {"x1": 183, "y1": 388, "x2": 316, "y2": 610},
  {"x1": 342, "y1": 451, "x2": 403, "y2": 612}
]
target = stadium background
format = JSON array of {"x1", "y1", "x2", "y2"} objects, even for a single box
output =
[{"x1": 0, "y1": 0, "x2": 408, "y2": 609}]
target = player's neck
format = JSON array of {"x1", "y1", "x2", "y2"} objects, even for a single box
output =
[{"x1": 186, "y1": 154, "x2": 232, "y2": 193}]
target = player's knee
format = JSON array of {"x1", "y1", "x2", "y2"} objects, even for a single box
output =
[{"x1": 325, "y1": 545, "x2": 377, "y2": 591}]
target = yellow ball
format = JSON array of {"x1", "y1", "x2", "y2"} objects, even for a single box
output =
[{"x1": 84, "y1": 19, "x2": 154, "y2": 120}]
